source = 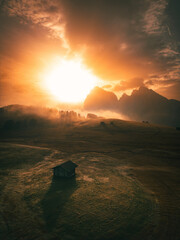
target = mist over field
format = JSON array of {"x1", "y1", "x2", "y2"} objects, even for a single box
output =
[{"x1": 1, "y1": 85, "x2": 180, "y2": 130}]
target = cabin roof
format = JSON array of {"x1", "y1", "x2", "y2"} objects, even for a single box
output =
[{"x1": 53, "y1": 160, "x2": 78, "y2": 172}]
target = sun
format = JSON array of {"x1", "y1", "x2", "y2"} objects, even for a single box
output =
[{"x1": 43, "y1": 59, "x2": 97, "y2": 103}]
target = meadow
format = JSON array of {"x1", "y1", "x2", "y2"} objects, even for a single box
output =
[{"x1": 0, "y1": 119, "x2": 179, "y2": 240}]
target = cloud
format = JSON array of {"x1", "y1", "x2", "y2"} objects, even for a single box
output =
[
  {"x1": 3, "y1": 0, "x2": 178, "y2": 80},
  {"x1": 1, "y1": 0, "x2": 68, "y2": 48},
  {"x1": 145, "y1": 77, "x2": 180, "y2": 100},
  {"x1": 0, "y1": 0, "x2": 180, "y2": 103},
  {"x1": 145, "y1": 78, "x2": 180, "y2": 86},
  {"x1": 60, "y1": 0, "x2": 180, "y2": 83},
  {"x1": 60, "y1": 0, "x2": 156, "y2": 79},
  {"x1": 156, "y1": 81, "x2": 180, "y2": 100},
  {"x1": 113, "y1": 78, "x2": 145, "y2": 91},
  {"x1": 102, "y1": 84, "x2": 112, "y2": 89},
  {"x1": 143, "y1": 0, "x2": 168, "y2": 35}
]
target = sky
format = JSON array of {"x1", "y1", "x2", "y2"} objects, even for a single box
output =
[{"x1": 0, "y1": 0, "x2": 180, "y2": 106}]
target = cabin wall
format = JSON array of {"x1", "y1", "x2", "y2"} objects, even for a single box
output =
[
  {"x1": 54, "y1": 167, "x2": 66, "y2": 177},
  {"x1": 53, "y1": 167, "x2": 75, "y2": 177}
]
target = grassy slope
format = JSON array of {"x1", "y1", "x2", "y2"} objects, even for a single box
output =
[{"x1": 0, "y1": 119, "x2": 180, "y2": 240}]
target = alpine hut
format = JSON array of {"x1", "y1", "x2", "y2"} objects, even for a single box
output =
[{"x1": 53, "y1": 161, "x2": 78, "y2": 178}]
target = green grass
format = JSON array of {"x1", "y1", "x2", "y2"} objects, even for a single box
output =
[
  {"x1": 0, "y1": 143, "x2": 158, "y2": 240},
  {"x1": 0, "y1": 143, "x2": 52, "y2": 170},
  {"x1": 0, "y1": 119, "x2": 179, "y2": 240}
]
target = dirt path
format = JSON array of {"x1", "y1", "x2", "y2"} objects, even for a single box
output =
[{"x1": 8, "y1": 143, "x2": 50, "y2": 150}]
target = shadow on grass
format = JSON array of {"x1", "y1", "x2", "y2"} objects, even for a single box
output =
[{"x1": 41, "y1": 176, "x2": 77, "y2": 232}]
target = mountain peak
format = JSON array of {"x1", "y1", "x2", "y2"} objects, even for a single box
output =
[
  {"x1": 131, "y1": 86, "x2": 167, "y2": 100},
  {"x1": 121, "y1": 93, "x2": 128, "y2": 99},
  {"x1": 132, "y1": 86, "x2": 151, "y2": 96},
  {"x1": 139, "y1": 86, "x2": 149, "y2": 92},
  {"x1": 84, "y1": 87, "x2": 118, "y2": 110}
]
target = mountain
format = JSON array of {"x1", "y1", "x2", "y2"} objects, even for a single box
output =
[
  {"x1": 118, "y1": 86, "x2": 180, "y2": 126},
  {"x1": 84, "y1": 86, "x2": 180, "y2": 126},
  {"x1": 84, "y1": 86, "x2": 118, "y2": 110}
]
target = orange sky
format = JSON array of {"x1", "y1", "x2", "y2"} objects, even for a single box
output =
[{"x1": 0, "y1": 0, "x2": 180, "y2": 106}]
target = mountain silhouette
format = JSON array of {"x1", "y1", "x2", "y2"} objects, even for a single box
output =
[
  {"x1": 84, "y1": 86, "x2": 118, "y2": 110},
  {"x1": 84, "y1": 86, "x2": 180, "y2": 126},
  {"x1": 118, "y1": 86, "x2": 180, "y2": 126}
]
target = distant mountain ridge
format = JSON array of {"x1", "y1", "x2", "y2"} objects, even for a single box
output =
[
  {"x1": 0, "y1": 87, "x2": 179, "y2": 127},
  {"x1": 84, "y1": 86, "x2": 180, "y2": 127}
]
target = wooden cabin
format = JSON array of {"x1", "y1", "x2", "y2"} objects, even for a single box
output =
[{"x1": 53, "y1": 161, "x2": 78, "y2": 178}]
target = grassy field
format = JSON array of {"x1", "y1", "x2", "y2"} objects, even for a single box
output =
[{"x1": 0, "y1": 119, "x2": 180, "y2": 240}]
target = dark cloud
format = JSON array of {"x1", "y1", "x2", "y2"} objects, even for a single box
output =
[
  {"x1": 4, "y1": 0, "x2": 178, "y2": 79},
  {"x1": 0, "y1": 0, "x2": 180, "y2": 104},
  {"x1": 59, "y1": 0, "x2": 180, "y2": 80},
  {"x1": 60, "y1": 0, "x2": 155, "y2": 79},
  {"x1": 2, "y1": 1, "x2": 180, "y2": 68},
  {"x1": 165, "y1": 0, "x2": 180, "y2": 45},
  {"x1": 145, "y1": 78, "x2": 180, "y2": 86}
]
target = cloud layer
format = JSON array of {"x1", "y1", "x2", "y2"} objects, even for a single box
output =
[{"x1": 0, "y1": 0, "x2": 180, "y2": 104}]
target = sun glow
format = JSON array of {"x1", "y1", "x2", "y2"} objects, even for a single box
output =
[{"x1": 43, "y1": 59, "x2": 97, "y2": 103}]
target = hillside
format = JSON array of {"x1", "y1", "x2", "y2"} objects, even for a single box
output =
[{"x1": 0, "y1": 118, "x2": 180, "y2": 240}]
